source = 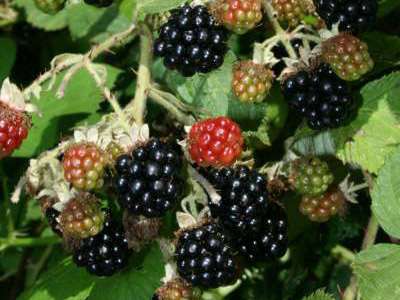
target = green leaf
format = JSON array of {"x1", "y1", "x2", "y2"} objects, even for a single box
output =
[
  {"x1": 301, "y1": 289, "x2": 335, "y2": 300},
  {"x1": 292, "y1": 72, "x2": 400, "y2": 174},
  {"x1": 67, "y1": 4, "x2": 131, "y2": 42},
  {"x1": 378, "y1": 0, "x2": 400, "y2": 17},
  {"x1": 12, "y1": 65, "x2": 121, "y2": 158},
  {"x1": 136, "y1": 0, "x2": 186, "y2": 20},
  {"x1": 14, "y1": 0, "x2": 67, "y2": 31},
  {"x1": 354, "y1": 244, "x2": 400, "y2": 300},
  {"x1": 166, "y1": 51, "x2": 237, "y2": 117},
  {"x1": 19, "y1": 244, "x2": 164, "y2": 300},
  {"x1": 371, "y1": 146, "x2": 400, "y2": 238},
  {"x1": 0, "y1": 37, "x2": 16, "y2": 82},
  {"x1": 119, "y1": 0, "x2": 137, "y2": 20},
  {"x1": 363, "y1": 32, "x2": 400, "y2": 74}
]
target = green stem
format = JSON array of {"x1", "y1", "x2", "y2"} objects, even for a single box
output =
[
  {"x1": 129, "y1": 23, "x2": 153, "y2": 125},
  {"x1": 148, "y1": 89, "x2": 195, "y2": 126},
  {"x1": 0, "y1": 236, "x2": 60, "y2": 251},
  {"x1": 331, "y1": 245, "x2": 356, "y2": 263}
]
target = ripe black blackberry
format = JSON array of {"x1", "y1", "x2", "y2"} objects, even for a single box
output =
[
  {"x1": 114, "y1": 139, "x2": 183, "y2": 218},
  {"x1": 314, "y1": 0, "x2": 378, "y2": 33},
  {"x1": 282, "y1": 64, "x2": 354, "y2": 130},
  {"x1": 203, "y1": 166, "x2": 288, "y2": 261},
  {"x1": 73, "y1": 218, "x2": 130, "y2": 277},
  {"x1": 175, "y1": 223, "x2": 239, "y2": 288},
  {"x1": 45, "y1": 207, "x2": 62, "y2": 236},
  {"x1": 153, "y1": 5, "x2": 229, "y2": 77}
]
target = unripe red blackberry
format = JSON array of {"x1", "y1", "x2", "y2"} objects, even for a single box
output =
[
  {"x1": 188, "y1": 117, "x2": 244, "y2": 167},
  {"x1": 289, "y1": 157, "x2": 334, "y2": 197},
  {"x1": 272, "y1": 0, "x2": 312, "y2": 27},
  {"x1": 73, "y1": 218, "x2": 130, "y2": 277},
  {"x1": 175, "y1": 223, "x2": 239, "y2": 288},
  {"x1": 59, "y1": 194, "x2": 105, "y2": 239},
  {"x1": 299, "y1": 188, "x2": 345, "y2": 222},
  {"x1": 322, "y1": 33, "x2": 374, "y2": 81},
  {"x1": 211, "y1": 0, "x2": 263, "y2": 34},
  {"x1": 63, "y1": 143, "x2": 107, "y2": 191},
  {"x1": 114, "y1": 139, "x2": 183, "y2": 218},
  {"x1": 0, "y1": 102, "x2": 30, "y2": 159},
  {"x1": 232, "y1": 60, "x2": 274, "y2": 103},
  {"x1": 34, "y1": 0, "x2": 65, "y2": 15},
  {"x1": 153, "y1": 279, "x2": 200, "y2": 300}
]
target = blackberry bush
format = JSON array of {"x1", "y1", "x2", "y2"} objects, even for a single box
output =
[
  {"x1": 282, "y1": 64, "x2": 355, "y2": 130},
  {"x1": 154, "y1": 5, "x2": 229, "y2": 77},
  {"x1": 175, "y1": 223, "x2": 239, "y2": 288},
  {"x1": 73, "y1": 218, "x2": 130, "y2": 277},
  {"x1": 114, "y1": 139, "x2": 183, "y2": 218}
]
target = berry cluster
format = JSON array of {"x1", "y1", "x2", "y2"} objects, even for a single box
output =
[
  {"x1": 289, "y1": 157, "x2": 334, "y2": 197},
  {"x1": 84, "y1": 0, "x2": 113, "y2": 7},
  {"x1": 232, "y1": 60, "x2": 274, "y2": 103},
  {"x1": 211, "y1": 0, "x2": 263, "y2": 34},
  {"x1": 34, "y1": 0, "x2": 65, "y2": 14},
  {"x1": 73, "y1": 218, "x2": 130, "y2": 277},
  {"x1": 0, "y1": 102, "x2": 30, "y2": 159},
  {"x1": 322, "y1": 33, "x2": 374, "y2": 81},
  {"x1": 62, "y1": 143, "x2": 107, "y2": 191},
  {"x1": 188, "y1": 117, "x2": 244, "y2": 167},
  {"x1": 175, "y1": 223, "x2": 239, "y2": 288},
  {"x1": 314, "y1": 0, "x2": 378, "y2": 33},
  {"x1": 114, "y1": 139, "x2": 183, "y2": 218},
  {"x1": 282, "y1": 64, "x2": 354, "y2": 130},
  {"x1": 59, "y1": 195, "x2": 105, "y2": 239},
  {"x1": 299, "y1": 188, "x2": 345, "y2": 222},
  {"x1": 154, "y1": 5, "x2": 229, "y2": 77},
  {"x1": 272, "y1": 0, "x2": 310, "y2": 27},
  {"x1": 204, "y1": 166, "x2": 288, "y2": 261}
]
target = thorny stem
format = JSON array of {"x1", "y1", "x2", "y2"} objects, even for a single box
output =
[
  {"x1": 261, "y1": 0, "x2": 297, "y2": 59},
  {"x1": 343, "y1": 172, "x2": 379, "y2": 300},
  {"x1": 129, "y1": 23, "x2": 153, "y2": 125},
  {"x1": 23, "y1": 25, "x2": 137, "y2": 98}
]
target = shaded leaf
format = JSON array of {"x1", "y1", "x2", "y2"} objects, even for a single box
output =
[
  {"x1": 0, "y1": 37, "x2": 16, "y2": 82},
  {"x1": 301, "y1": 289, "x2": 335, "y2": 300},
  {"x1": 136, "y1": 0, "x2": 186, "y2": 20}
]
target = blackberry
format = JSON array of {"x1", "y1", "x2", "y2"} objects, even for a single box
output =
[
  {"x1": 73, "y1": 219, "x2": 130, "y2": 277},
  {"x1": 282, "y1": 64, "x2": 354, "y2": 130},
  {"x1": 203, "y1": 166, "x2": 288, "y2": 261},
  {"x1": 45, "y1": 207, "x2": 62, "y2": 236},
  {"x1": 154, "y1": 5, "x2": 229, "y2": 77},
  {"x1": 314, "y1": 0, "x2": 378, "y2": 33},
  {"x1": 175, "y1": 223, "x2": 239, "y2": 288},
  {"x1": 114, "y1": 139, "x2": 183, "y2": 218}
]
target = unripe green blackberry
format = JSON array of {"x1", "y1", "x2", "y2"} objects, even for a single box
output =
[
  {"x1": 232, "y1": 60, "x2": 274, "y2": 103},
  {"x1": 34, "y1": 0, "x2": 65, "y2": 15},
  {"x1": 289, "y1": 157, "x2": 334, "y2": 197},
  {"x1": 299, "y1": 188, "x2": 345, "y2": 222},
  {"x1": 272, "y1": 0, "x2": 312, "y2": 28},
  {"x1": 59, "y1": 194, "x2": 105, "y2": 239}
]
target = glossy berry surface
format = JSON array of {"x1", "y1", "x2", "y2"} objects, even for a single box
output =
[
  {"x1": 322, "y1": 33, "x2": 374, "y2": 81},
  {"x1": 0, "y1": 103, "x2": 29, "y2": 159},
  {"x1": 59, "y1": 195, "x2": 105, "y2": 239},
  {"x1": 175, "y1": 223, "x2": 239, "y2": 288},
  {"x1": 289, "y1": 157, "x2": 334, "y2": 197},
  {"x1": 314, "y1": 0, "x2": 378, "y2": 33},
  {"x1": 282, "y1": 64, "x2": 354, "y2": 130},
  {"x1": 84, "y1": 0, "x2": 113, "y2": 7},
  {"x1": 45, "y1": 207, "x2": 62, "y2": 236},
  {"x1": 272, "y1": 0, "x2": 311, "y2": 27},
  {"x1": 63, "y1": 143, "x2": 107, "y2": 190},
  {"x1": 212, "y1": 0, "x2": 263, "y2": 34},
  {"x1": 73, "y1": 219, "x2": 130, "y2": 277},
  {"x1": 232, "y1": 60, "x2": 274, "y2": 103},
  {"x1": 114, "y1": 139, "x2": 183, "y2": 218},
  {"x1": 188, "y1": 117, "x2": 243, "y2": 167},
  {"x1": 153, "y1": 278, "x2": 199, "y2": 300},
  {"x1": 203, "y1": 166, "x2": 288, "y2": 261},
  {"x1": 34, "y1": 0, "x2": 65, "y2": 15},
  {"x1": 154, "y1": 5, "x2": 229, "y2": 77},
  {"x1": 300, "y1": 188, "x2": 345, "y2": 222}
]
